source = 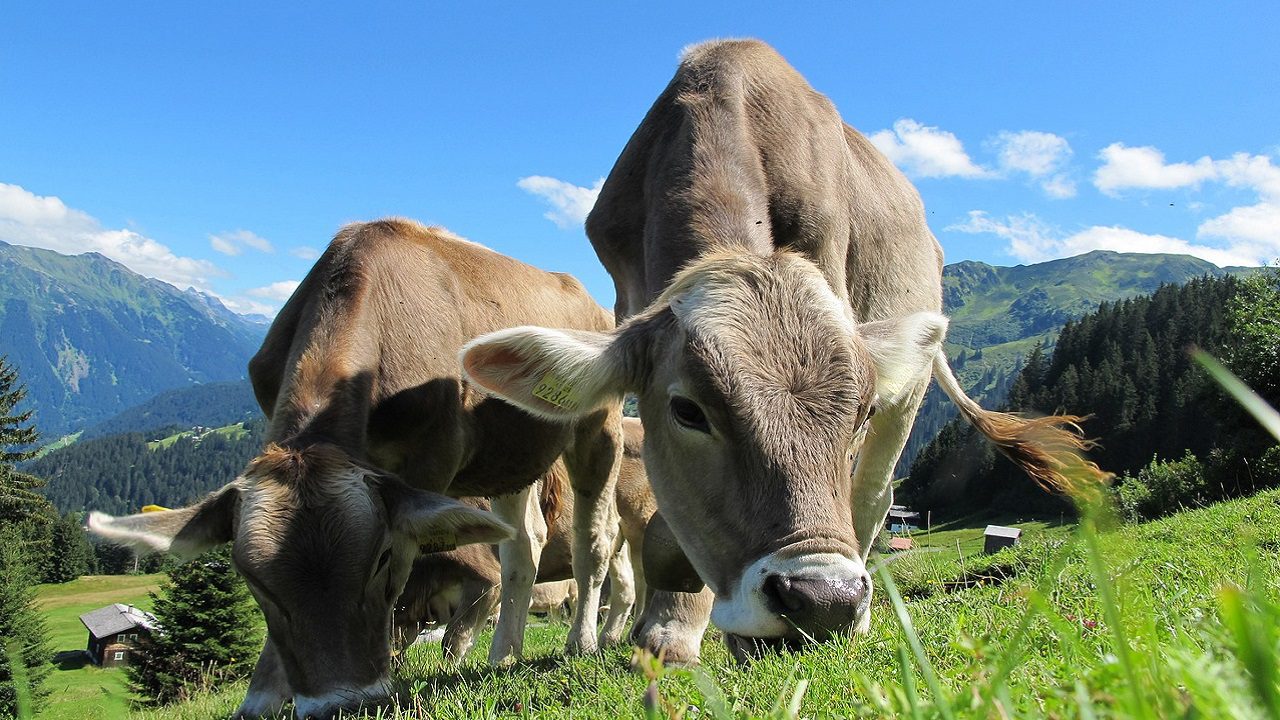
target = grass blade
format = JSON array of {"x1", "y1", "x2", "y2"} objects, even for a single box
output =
[
  {"x1": 876, "y1": 563, "x2": 956, "y2": 720},
  {"x1": 1218, "y1": 584, "x2": 1280, "y2": 717},
  {"x1": 1080, "y1": 516, "x2": 1152, "y2": 720},
  {"x1": 1191, "y1": 347, "x2": 1280, "y2": 441}
]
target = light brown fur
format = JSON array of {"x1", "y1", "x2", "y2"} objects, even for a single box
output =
[
  {"x1": 91, "y1": 220, "x2": 624, "y2": 717},
  {"x1": 464, "y1": 39, "x2": 1106, "y2": 663}
]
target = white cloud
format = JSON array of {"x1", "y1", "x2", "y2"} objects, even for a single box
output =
[
  {"x1": 209, "y1": 229, "x2": 273, "y2": 256},
  {"x1": 948, "y1": 210, "x2": 1259, "y2": 267},
  {"x1": 1041, "y1": 174, "x2": 1077, "y2": 199},
  {"x1": 991, "y1": 130, "x2": 1072, "y2": 176},
  {"x1": 1093, "y1": 144, "x2": 1217, "y2": 196},
  {"x1": 1093, "y1": 144, "x2": 1280, "y2": 262},
  {"x1": 868, "y1": 119, "x2": 992, "y2": 179},
  {"x1": 289, "y1": 245, "x2": 321, "y2": 260},
  {"x1": 246, "y1": 280, "x2": 301, "y2": 301},
  {"x1": 0, "y1": 182, "x2": 224, "y2": 290},
  {"x1": 219, "y1": 295, "x2": 278, "y2": 317},
  {"x1": 989, "y1": 130, "x2": 1076, "y2": 198},
  {"x1": 517, "y1": 176, "x2": 604, "y2": 228}
]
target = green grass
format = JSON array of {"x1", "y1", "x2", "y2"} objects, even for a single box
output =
[
  {"x1": 32, "y1": 431, "x2": 82, "y2": 460},
  {"x1": 124, "y1": 489, "x2": 1280, "y2": 719},
  {"x1": 147, "y1": 422, "x2": 248, "y2": 450},
  {"x1": 35, "y1": 574, "x2": 162, "y2": 720}
]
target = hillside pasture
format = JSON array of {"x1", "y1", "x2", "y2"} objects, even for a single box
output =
[
  {"x1": 36, "y1": 574, "x2": 162, "y2": 720},
  {"x1": 124, "y1": 490, "x2": 1280, "y2": 719}
]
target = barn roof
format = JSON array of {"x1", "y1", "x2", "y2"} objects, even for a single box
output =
[
  {"x1": 984, "y1": 525, "x2": 1022, "y2": 539},
  {"x1": 888, "y1": 505, "x2": 920, "y2": 519},
  {"x1": 79, "y1": 604, "x2": 157, "y2": 639}
]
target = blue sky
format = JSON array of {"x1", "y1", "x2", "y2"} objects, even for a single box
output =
[{"x1": 3, "y1": 2, "x2": 1278, "y2": 315}]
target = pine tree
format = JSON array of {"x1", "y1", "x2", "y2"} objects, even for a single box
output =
[
  {"x1": 0, "y1": 357, "x2": 50, "y2": 529},
  {"x1": 0, "y1": 526, "x2": 52, "y2": 717},
  {"x1": 42, "y1": 512, "x2": 95, "y2": 583},
  {"x1": 128, "y1": 548, "x2": 262, "y2": 706}
]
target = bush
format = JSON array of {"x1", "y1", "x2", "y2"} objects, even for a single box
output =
[
  {"x1": 1115, "y1": 451, "x2": 1209, "y2": 522},
  {"x1": 128, "y1": 548, "x2": 261, "y2": 706}
]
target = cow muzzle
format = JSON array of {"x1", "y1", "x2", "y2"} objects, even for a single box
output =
[
  {"x1": 291, "y1": 679, "x2": 393, "y2": 720},
  {"x1": 710, "y1": 548, "x2": 870, "y2": 645}
]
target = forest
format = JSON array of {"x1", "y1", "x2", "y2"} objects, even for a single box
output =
[{"x1": 902, "y1": 268, "x2": 1280, "y2": 518}]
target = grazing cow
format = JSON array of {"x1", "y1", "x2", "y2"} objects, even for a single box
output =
[
  {"x1": 394, "y1": 417, "x2": 655, "y2": 661},
  {"x1": 462, "y1": 40, "x2": 1105, "y2": 662},
  {"x1": 89, "y1": 220, "x2": 624, "y2": 717}
]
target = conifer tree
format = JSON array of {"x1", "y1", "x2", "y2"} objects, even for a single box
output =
[
  {"x1": 128, "y1": 547, "x2": 262, "y2": 706},
  {"x1": 0, "y1": 526, "x2": 52, "y2": 717},
  {"x1": 42, "y1": 512, "x2": 96, "y2": 583},
  {"x1": 0, "y1": 357, "x2": 50, "y2": 529}
]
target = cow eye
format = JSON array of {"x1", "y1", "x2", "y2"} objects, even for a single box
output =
[
  {"x1": 670, "y1": 396, "x2": 710, "y2": 433},
  {"x1": 375, "y1": 547, "x2": 392, "y2": 574}
]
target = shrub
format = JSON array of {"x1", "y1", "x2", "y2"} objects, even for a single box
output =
[{"x1": 1115, "y1": 451, "x2": 1209, "y2": 522}]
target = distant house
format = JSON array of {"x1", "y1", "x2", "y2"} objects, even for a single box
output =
[
  {"x1": 79, "y1": 604, "x2": 158, "y2": 667},
  {"x1": 888, "y1": 505, "x2": 920, "y2": 533},
  {"x1": 983, "y1": 525, "x2": 1022, "y2": 554},
  {"x1": 888, "y1": 537, "x2": 914, "y2": 552}
]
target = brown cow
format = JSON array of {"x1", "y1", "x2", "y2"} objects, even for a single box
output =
[
  {"x1": 394, "y1": 417, "x2": 655, "y2": 661},
  {"x1": 89, "y1": 219, "x2": 624, "y2": 717},
  {"x1": 462, "y1": 40, "x2": 1104, "y2": 662}
]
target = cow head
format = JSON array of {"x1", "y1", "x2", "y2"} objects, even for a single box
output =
[
  {"x1": 88, "y1": 443, "x2": 512, "y2": 718},
  {"x1": 461, "y1": 252, "x2": 944, "y2": 646}
]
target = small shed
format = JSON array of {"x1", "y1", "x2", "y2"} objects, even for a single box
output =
[
  {"x1": 983, "y1": 525, "x2": 1022, "y2": 554},
  {"x1": 79, "y1": 603, "x2": 157, "y2": 667},
  {"x1": 888, "y1": 537, "x2": 914, "y2": 552},
  {"x1": 887, "y1": 505, "x2": 920, "y2": 533}
]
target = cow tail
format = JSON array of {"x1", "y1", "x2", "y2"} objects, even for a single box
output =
[
  {"x1": 931, "y1": 352, "x2": 1112, "y2": 498},
  {"x1": 539, "y1": 460, "x2": 568, "y2": 530}
]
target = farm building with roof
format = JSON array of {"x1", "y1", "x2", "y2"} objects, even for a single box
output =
[{"x1": 79, "y1": 603, "x2": 157, "y2": 667}]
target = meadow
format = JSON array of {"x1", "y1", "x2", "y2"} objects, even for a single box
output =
[
  {"x1": 90, "y1": 488, "x2": 1280, "y2": 719},
  {"x1": 34, "y1": 574, "x2": 162, "y2": 720}
]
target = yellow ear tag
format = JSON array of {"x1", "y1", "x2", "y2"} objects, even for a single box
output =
[
  {"x1": 532, "y1": 372, "x2": 581, "y2": 410},
  {"x1": 419, "y1": 533, "x2": 458, "y2": 554},
  {"x1": 140, "y1": 504, "x2": 171, "y2": 513}
]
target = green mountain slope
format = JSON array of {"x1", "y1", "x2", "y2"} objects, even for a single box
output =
[
  {"x1": 80, "y1": 379, "x2": 260, "y2": 441},
  {"x1": 0, "y1": 241, "x2": 267, "y2": 436},
  {"x1": 898, "y1": 250, "x2": 1254, "y2": 473}
]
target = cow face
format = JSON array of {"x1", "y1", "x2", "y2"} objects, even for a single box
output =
[
  {"x1": 88, "y1": 443, "x2": 512, "y2": 719},
  {"x1": 462, "y1": 252, "x2": 944, "y2": 645}
]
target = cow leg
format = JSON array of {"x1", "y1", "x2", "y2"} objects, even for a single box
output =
[
  {"x1": 599, "y1": 540, "x2": 636, "y2": 647},
  {"x1": 629, "y1": 536, "x2": 649, "y2": 617},
  {"x1": 629, "y1": 588, "x2": 714, "y2": 666},
  {"x1": 443, "y1": 579, "x2": 499, "y2": 664},
  {"x1": 488, "y1": 485, "x2": 547, "y2": 665},
  {"x1": 233, "y1": 638, "x2": 291, "y2": 719},
  {"x1": 563, "y1": 409, "x2": 624, "y2": 655},
  {"x1": 848, "y1": 377, "x2": 929, "y2": 632}
]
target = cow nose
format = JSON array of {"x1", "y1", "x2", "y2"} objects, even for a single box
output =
[{"x1": 761, "y1": 573, "x2": 867, "y2": 633}]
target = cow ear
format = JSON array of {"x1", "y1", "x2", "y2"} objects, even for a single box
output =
[
  {"x1": 859, "y1": 312, "x2": 948, "y2": 404},
  {"x1": 87, "y1": 484, "x2": 240, "y2": 560},
  {"x1": 460, "y1": 326, "x2": 629, "y2": 419},
  {"x1": 382, "y1": 482, "x2": 515, "y2": 552}
]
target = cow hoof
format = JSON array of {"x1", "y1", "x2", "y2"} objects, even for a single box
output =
[
  {"x1": 564, "y1": 636, "x2": 600, "y2": 656},
  {"x1": 631, "y1": 629, "x2": 700, "y2": 666}
]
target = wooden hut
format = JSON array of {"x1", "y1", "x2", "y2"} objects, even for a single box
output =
[
  {"x1": 983, "y1": 525, "x2": 1022, "y2": 554},
  {"x1": 79, "y1": 603, "x2": 157, "y2": 667}
]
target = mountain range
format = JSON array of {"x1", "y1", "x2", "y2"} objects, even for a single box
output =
[{"x1": 0, "y1": 241, "x2": 267, "y2": 437}]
